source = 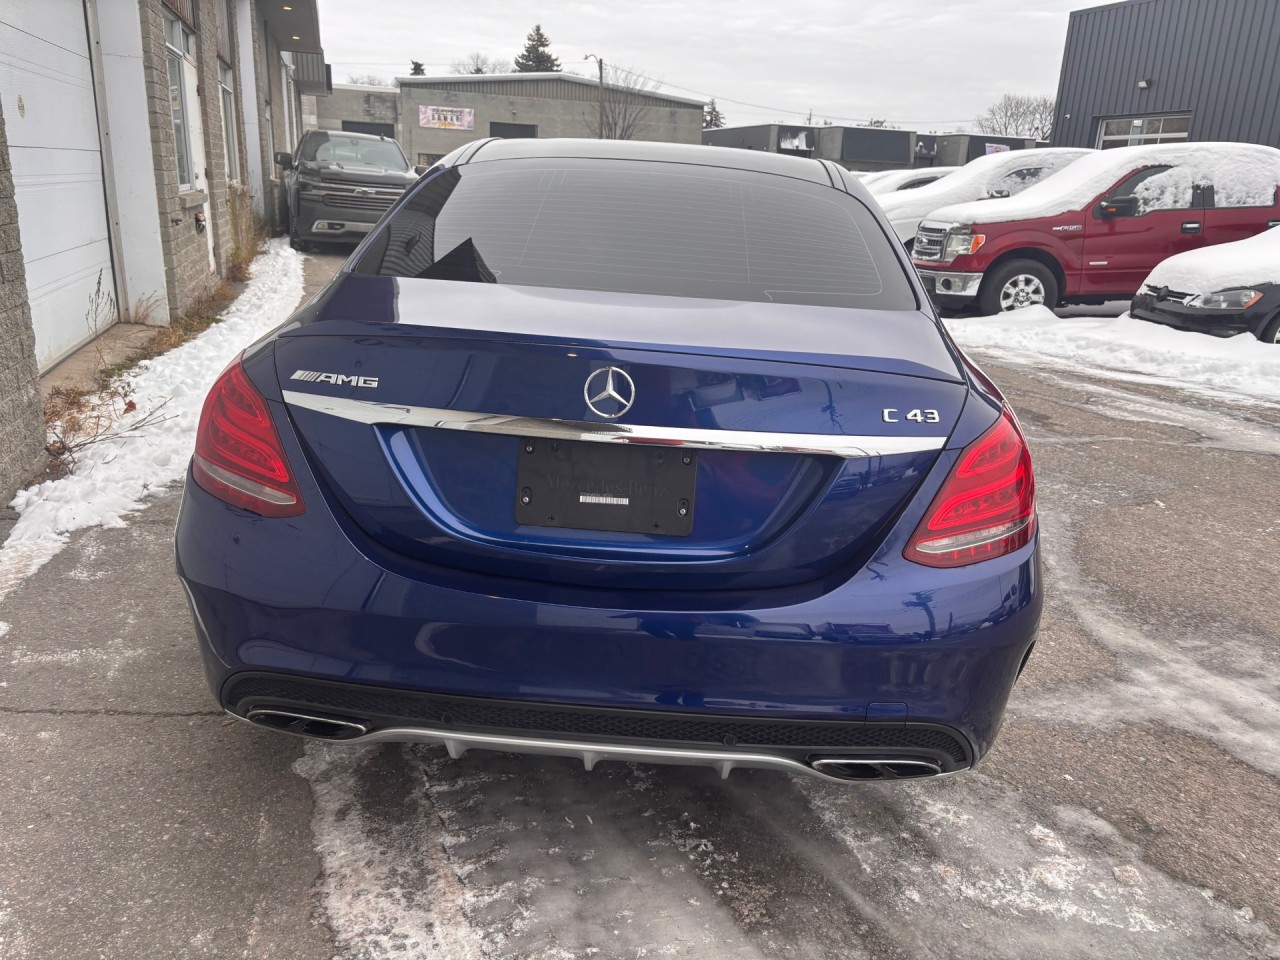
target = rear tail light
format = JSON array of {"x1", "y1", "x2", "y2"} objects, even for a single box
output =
[
  {"x1": 192, "y1": 355, "x2": 304, "y2": 517},
  {"x1": 904, "y1": 408, "x2": 1035, "y2": 568}
]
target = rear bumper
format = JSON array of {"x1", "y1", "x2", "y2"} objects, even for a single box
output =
[
  {"x1": 176, "y1": 463, "x2": 1043, "y2": 775},
  {"x1": 224, "y1": 674, "x2": 974, "y2": 781}
]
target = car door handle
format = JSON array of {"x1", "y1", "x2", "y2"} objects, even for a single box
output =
[{"x1": 1181, "y1": 221, "x2": 1202, "y2": 234}]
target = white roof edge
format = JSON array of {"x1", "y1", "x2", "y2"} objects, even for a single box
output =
[{"x1": 394, "y1": 72, "x2": 706, "y2": 107}]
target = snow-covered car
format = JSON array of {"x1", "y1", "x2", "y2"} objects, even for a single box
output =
[
  {"x1": 914, "y1": 142, "x2": 1280, "y2": 314},
  {"x1": 879, "y1": 148, "x2": 1093, "y2": 246},
  {"x1": 1132, "y1": 226, "x2": 1280, "y2": 342},
  {"x1": 866, "y1": 167, "x2": 960, "y2": 195}
]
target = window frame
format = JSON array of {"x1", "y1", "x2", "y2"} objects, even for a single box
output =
[
  {"x1": 218, "y1": 59, "x2": 240, "y2": 183},
  {"x1": 163, "y1": 11, "x2": 197, "y2": 190},
  {"x1": 1096, "y1": 114, "x2": 1192, "y2": 150}
]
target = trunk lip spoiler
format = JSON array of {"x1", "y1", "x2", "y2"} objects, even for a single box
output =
[{"x1": 282, "y1": 390, "x2": 948, "y2": 459}]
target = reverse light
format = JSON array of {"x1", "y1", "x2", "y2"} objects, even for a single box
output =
[
  {"x1": 943, "y1": 229, "x2": 986, "y2": 262},
  {"x1": 1188, "y1": 288, "x2": 1263, "y2": 310},
  {"x1": 192, "y1": 355, "x2": 304, "y2": 517},
  {"x1": 904, "y1": 409, "x2": 1035, "y2": 568}
]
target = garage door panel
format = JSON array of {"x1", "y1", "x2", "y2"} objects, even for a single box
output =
[
  {"x1": 0, "y1": 4, "x2": 118, "y2": 371},
  {"x1": 0, "y1": 28, "x2": 100, "y2": 153},
  {"x1": 6, "y1": 146, "x2": 110, "y2": 261}
]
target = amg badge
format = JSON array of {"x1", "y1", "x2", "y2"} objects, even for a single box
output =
[{"x1": 291, "y1": 369, "x2": 379, "y2": 388}]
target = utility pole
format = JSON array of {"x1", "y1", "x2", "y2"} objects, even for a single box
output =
[{"x1": 584, "y1": 53, "x2": 604, "y2": 138}]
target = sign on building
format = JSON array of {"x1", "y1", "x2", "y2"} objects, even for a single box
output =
[
  {"x1": 985, "y1": 143, "x2": 1012, "y2": 154},
  {"x1": 419, "y1": 105, "x2": 475, "y2": 130}
]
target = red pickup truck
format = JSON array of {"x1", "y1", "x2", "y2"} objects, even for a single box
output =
[{"x1": 911, "y1": 142, "x2": 1280, "y2": 315}]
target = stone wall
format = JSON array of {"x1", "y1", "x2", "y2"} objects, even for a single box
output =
[
  {"x1": 0, "y1": 98, "x2": 45, "y2": 501},
  {"x1": 139, "y1": 0, "x2": 221, "y2": 316},
  {"x1": 315, "y1": 85, "x2": 400, "y2": 133}
]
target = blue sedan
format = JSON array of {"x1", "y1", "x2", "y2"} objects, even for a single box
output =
[{"x1": 175, "y1": 138, "x2": 1041, "y2": 784}]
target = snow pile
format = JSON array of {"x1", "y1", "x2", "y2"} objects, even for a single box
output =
[
  {"x1": 879, "y1": 148, "x2": 1091, "y2": 240},
  {"x1": 929, "y1": 142, "x2": 1280, "y2": 226},
  {"x1": 946, "y1": 306, "x2": 1280, "y2": 401},
  {"x1": 0, "y1": 240, "x2": 305, "y2": 605},
  {"x1": 1144, "y1": 225, "x2": 1280, "y2": 294}
]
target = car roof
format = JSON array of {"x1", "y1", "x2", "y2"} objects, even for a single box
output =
[{"x1": 459, "y1": 137, "x2": 834, "y2": 186}]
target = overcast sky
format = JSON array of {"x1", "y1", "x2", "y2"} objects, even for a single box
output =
[{"x1": 318, "y1": 0, "x2": 1083, "y2": 132}]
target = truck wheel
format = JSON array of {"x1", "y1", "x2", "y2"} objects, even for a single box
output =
[{"x1": 978, "y1": 259, "x2": 1059, "y2": 315}]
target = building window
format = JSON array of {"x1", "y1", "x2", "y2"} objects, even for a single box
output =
[
  {"x1": 164, "y1": 12, "x2": 196, "y2": 188},
  {"x1": 219, "y1": 61, "x2": 240, "y2": 182},
  {"x1": 1097, "y1": 114, "x2": 1191, "y2": 150},
  {"x1": 417, "y1": 153, "x2": 445, "y2": 167}
]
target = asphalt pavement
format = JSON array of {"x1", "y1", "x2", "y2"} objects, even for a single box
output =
[{"x1": 1, "y1": 251, "x2": 1276, "y2": 959}]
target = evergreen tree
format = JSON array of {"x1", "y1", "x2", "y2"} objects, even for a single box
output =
[
  {"x1": 703, "y1": 99, "x2": 726, "y2": 129},
  {"x1": 513, "y1": 25, "x2": 561, "y2": 72},
  {"x1": 409, "y1": 60, "x2": 425, "y2": 76}
]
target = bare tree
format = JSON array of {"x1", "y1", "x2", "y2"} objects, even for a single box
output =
[
  {"x1": 581, "y1": 65, "x2": 660, "y2": 140},
  {"x1": 346, "y1": 73, "x2": 392, "y2": 86},
  {"x1": 450, "y1": 52, "x2": 511, "y2": 75},
  {"x1": 865, "y1": 118, "x2": 898, "y2": 129},
  {"x1": 974, "y1": 94, "x2": 1056, "y2": 141}
]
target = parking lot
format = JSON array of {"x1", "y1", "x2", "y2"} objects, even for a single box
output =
[{"x1": 0, "y1": 251, "x2": 1276, "y2": 959}]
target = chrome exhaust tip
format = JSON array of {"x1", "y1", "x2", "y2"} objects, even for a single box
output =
[
  {"x1": 245, "y1": 708, "x2": 369, "y2": 741},
  {"x1": 810, "y1": 757, "x2": 944, "y2": 781}
]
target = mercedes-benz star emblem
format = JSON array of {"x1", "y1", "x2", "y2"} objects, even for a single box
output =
[{"x1": 583, "y1": 366, "x2": 636, "y2": 419}]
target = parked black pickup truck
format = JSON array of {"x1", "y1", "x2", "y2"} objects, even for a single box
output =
[{"x1": 275, "y1": 130, "x2": 424, "y2": 248}]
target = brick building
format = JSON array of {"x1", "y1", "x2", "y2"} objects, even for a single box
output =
[{"x1": 0, "y1": 0, "x2": 329, "y2": 498}]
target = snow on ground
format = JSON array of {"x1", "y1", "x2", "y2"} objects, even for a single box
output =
[
  {"x1": 799, "y1": 774, "x2": 1276, "y2": 957},
  {"x1": 0, "y1": 240, "x2": 304, "y2": 606},
  {"x1": 946, "y1": 306, "x2": 1280, "y2": 403},
  {"x1": 293, "y1": 743, "x2": 485, "y2": 960},
  {"x1": 1020, "y1": 508, "x2": 1280, "y2": 778},
  {"x1": 292, "y1": 736, "x2": 1277, "y2": 960}
]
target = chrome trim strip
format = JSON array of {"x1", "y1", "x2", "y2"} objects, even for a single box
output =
[
  {"x1": 281, "y1": 391, "x2": 948, "y2": 459},
  {"x1": 228, "y1": 712, "x2": 964, "y2": 784}
]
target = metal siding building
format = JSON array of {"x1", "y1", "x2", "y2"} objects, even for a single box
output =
[{"x1": 1053, "y1": 0, "x2": 1280, "y2": 150}]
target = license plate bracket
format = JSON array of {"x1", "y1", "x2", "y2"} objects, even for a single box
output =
[{"x1": 515, "y1": 439, "x2": 696, "y2": 536}]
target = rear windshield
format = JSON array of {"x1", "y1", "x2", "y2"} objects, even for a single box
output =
[
  {"x1": 353, "y1": 159, "x2": 915, "y2": 309},
  {"x1": 300, "y1": 133, "x2": 407, "y2": 170}
]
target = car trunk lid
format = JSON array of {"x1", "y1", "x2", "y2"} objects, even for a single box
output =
[{"x1": 273, "y1": 275, "x2": 966, "y2": 591}]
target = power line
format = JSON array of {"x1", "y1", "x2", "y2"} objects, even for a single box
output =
[
  {"x1": 604, "y1": 64, "x2": 973, "y2": 127},
  {"x1": 327, "y1": 61, "x2": 974, "y2": 127}
]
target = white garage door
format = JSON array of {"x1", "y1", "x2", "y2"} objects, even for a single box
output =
[{"x1": 0, "y1": 1, "x2": 116, "y2": 372}]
